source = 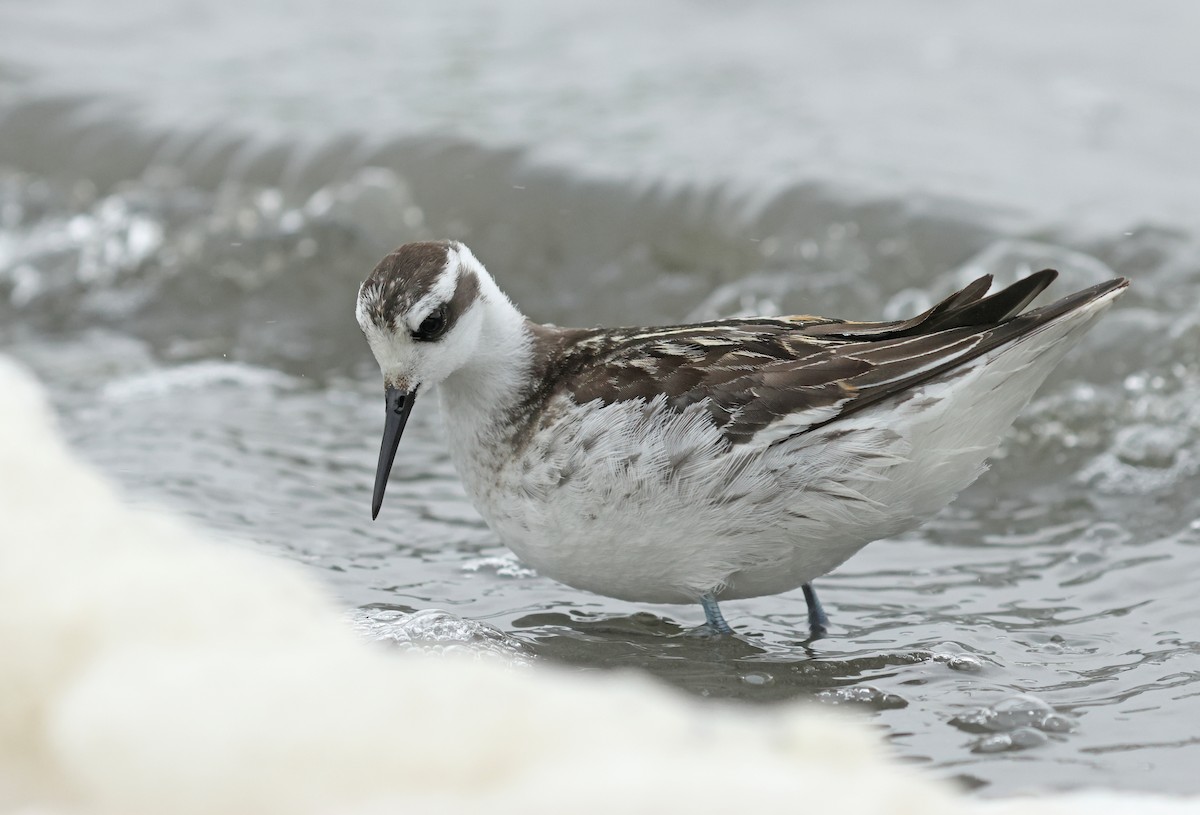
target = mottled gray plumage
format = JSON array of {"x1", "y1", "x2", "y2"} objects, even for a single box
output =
[{"x1": 517, "y1": 269, "x2": 1121, "y2": 447}]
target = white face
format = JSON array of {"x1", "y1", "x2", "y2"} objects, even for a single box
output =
[{"x1": 355, "y1": 242, "x2": 485, "y2": 394}]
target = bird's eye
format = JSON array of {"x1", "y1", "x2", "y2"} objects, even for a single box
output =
[{"x1": 412, "y1": 306, "x2": 448, "y2": 341}]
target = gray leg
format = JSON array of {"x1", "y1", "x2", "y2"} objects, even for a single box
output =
[
  {"x1": 803, "y1": 583, "x2": 829, "y2": 634},
  {"x1": 700, "y1": 593, "x2": 734, "y2": 635}
]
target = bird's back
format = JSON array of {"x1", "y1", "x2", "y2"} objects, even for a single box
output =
[{"x1": 516, "y1": 271, "x2": 1126, "y2": 447}]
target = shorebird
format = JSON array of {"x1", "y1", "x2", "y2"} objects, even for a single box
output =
[{"x1": 356, "y1": 240, "x2": 1127, "y2": 636}]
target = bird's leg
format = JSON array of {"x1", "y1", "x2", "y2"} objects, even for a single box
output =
[
  {"x1": 700, "y1": 594, "x2": 734, "y2": 635},
  {"x1": 802, "y1": 583, "x2": 829, "y2": 636}
]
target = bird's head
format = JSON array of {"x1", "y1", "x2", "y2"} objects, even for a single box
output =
[{"x1": 355, "y1": 240, "x2": 493, "y2": 519}]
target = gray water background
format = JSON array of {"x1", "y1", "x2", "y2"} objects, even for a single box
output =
[{"x1": 2, "y1": 0, "x2": 1199, "y2": 797}]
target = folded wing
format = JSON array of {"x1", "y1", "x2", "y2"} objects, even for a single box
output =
[{"x1": 554, "y1": 271, "x2": 1126, "y2": 446}]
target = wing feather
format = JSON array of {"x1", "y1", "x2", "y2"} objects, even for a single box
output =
[{"x1": 529, "y1": 272, "x2": 1125, "y2": 447}]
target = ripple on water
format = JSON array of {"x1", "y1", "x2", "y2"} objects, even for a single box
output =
[
  {"x1": 461, "y1": 555, "x2": 539, "y2": 580},
  {"x1": 349, "y1": 607, "x2": 532, "y2": 666}
]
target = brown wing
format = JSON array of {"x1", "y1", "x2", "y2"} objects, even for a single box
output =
[{"x1": 538, "y1": 271, "x2": 1126, "y2": 445}]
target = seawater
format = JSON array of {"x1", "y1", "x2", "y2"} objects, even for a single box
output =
[{"x1": 2, "y1": 0, "x2": 1199, "y2": 796}]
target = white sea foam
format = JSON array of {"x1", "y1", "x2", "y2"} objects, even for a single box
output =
[{"x1": 0, "y1": 355, "x2": 1195, "y2": 814}]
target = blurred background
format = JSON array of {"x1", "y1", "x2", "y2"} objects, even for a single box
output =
[{"x1": 2, "y1": 0, "x2": 1198, "y2": 797}]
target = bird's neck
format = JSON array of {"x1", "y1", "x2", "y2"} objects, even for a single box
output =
[{"x1": 438, "y1": 280, "x2": 535, "y2": 445}]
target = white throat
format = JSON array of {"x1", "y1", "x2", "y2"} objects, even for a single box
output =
[{"x1": 437, "y1": 268, "x2": 533, "y2": 441}]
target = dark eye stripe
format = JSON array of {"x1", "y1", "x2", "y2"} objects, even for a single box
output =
[
  {"x1": 412, "y1": 267, "x2": 480, "y2": 341},
  {"x1": 412, "y1": 306, "x2": 448, "y2": 341}
]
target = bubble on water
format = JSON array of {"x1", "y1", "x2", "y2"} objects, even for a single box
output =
[
  {"x1": 931, "y1": 642, "x2": 987, "y2": 673},
  {"x1": 946, "y1": 655, "x2": 984, "y2": 673},
  {"x1": 279, "y1": 209, "x2": 305, "y2": 233},
  {"x1": 126, "y1": 216, "x2": 163, "y2": 262},
  {"x1": 973, "y1": 726, "x2": 1049, "y2": 754},
  {"x1": 303, "y1": 188, "x2": 335, "y2": 218},
  {"x1": 1112, "y1": 424, "x2": 1187, "y2": 469},
  {"x1": 255, "y1": 187, "x2": 283, "y2": 217},
  {"x1": 349, "y1": 607, "x2": 532, "y2": 665},
  {"x1": 816, "y1": 686, "x2": 907, "y2": 710},
  {"x1": 740, "y1": 672, "x2": 774, "y2": 687},
  {"x1": 67, "y1": 213, "x2": 97, "y2": 242},
  {"x1": 1040, "y1": 714, "x2": 1074, "y2": 734},
  {"x1": 1081, "y1": 421, "x2": 1199, "y2": 495},
  {"x1": 6, "y1": 262, "x2": 43, "y2": 307},
  {"x1": 950, "y1": 693, "x2": 1073, "y2": 736}
]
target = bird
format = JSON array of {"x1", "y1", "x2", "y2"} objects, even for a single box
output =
[{"x1": 356, "y1": 240, "x2": 1127, "y2": 637}]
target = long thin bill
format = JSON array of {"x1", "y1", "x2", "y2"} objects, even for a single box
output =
[{"x1": 372, "y1": 386, "x2": 418, "y2": 520}]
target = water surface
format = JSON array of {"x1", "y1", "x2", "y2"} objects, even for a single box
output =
[{"x1": 2, "y1": 2, "x2": 1198, "y2": 797}]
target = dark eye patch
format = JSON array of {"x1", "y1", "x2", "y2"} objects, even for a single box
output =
[{"x1": 412, "y1": 306, "x2": 449, "y2": 341}]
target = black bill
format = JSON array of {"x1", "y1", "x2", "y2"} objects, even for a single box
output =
[{"x1": 372, "y1": 385, "x2": 418, "y2": 520}]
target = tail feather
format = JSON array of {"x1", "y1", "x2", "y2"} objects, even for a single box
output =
[
  {"x1": 941, "y1": 268, "x2": 1057, "y2": 327},
  {"x1": 805, "y1": 270, "x2": 1059, "y2": 340}
]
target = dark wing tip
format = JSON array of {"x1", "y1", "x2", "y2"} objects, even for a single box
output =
[
  {"x1": 1017, "y1": 275, "x2": 1129, "y2": 323},
  {"x1": 802, "y1": 269, "x2": 1046, "y2": 341},
  {"x1": 940, "y1": 268, "x2": 1059, "y2": 328},
  {"x1": 939, "y1": 273, "x2": 994, "y2": 311}
]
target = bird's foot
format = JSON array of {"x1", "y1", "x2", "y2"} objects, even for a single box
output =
[
  {"x1": 699, "y1": 594, "x2": 734, "y2": 635},
  {"x1": 803, "y1": 583, "x2": 829, "y2": 639}
]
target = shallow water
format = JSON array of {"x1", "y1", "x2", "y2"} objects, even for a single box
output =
[{"x1": 3, "y1": 2, "x2": 1200, "y2": 797}]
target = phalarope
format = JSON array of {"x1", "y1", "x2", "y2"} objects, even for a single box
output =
[{"x1": 357, "y1": 241, "x2": 1127, "y2": 636}]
